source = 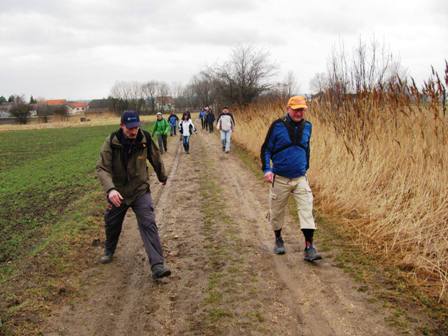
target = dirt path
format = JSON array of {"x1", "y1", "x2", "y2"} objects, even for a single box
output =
[{"x1": 43, "y1": 129, "x2": 399, "y2": 336}]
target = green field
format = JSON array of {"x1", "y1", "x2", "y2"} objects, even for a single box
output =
[
  {"x1": 1, "y1": 122, "x2": 158, "y2": 334},
  {"x1": 0, "y1": 122, "x2": 154, "y2": 275}
]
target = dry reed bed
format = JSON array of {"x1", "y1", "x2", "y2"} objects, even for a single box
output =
[{"x1": 232, "y1": 96, "x2": 448, "y2": 302}]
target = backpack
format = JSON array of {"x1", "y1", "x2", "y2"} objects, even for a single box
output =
[{"x1": 261, "y1": 116, "x2": 310, "y2": 167}]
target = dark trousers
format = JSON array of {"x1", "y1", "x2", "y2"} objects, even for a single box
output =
[
  {"x1": 200, "y1": 118, "x2": 205, "y2": 129},
  {"x1": 170, "y1": 124, "x2": 176, "y2": 136},
  {"x1": 207, "y1": 121, "x2": 214, "y2": 133},
  {"x1": 157, "y1": 134, "x2": 168, "y2": 153},
  {"x1": 104, "y1": 192, "x2": 164, "y2": 267}
]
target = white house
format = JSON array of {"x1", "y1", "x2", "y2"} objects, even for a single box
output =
[{"x1": 66, "y1": 102, "x2": 88, "y2": 115}]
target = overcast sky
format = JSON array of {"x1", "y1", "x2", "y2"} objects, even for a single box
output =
[{"x1": 0, "y1": 0, "x2": 447, "y2": 100}]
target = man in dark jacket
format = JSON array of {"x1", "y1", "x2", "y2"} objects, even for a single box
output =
[
  {"x1": 205, "y1": 108, "x2": 215, "y2": 133},
  {"x1": 96, "y1": 110, "x2": 171, "y2": 279},
  {"x1": 168, "y1": 111, "x2": 179, "y2": 136},
  {"x1": 260, "y1": 96, "x2": 322, "y2": 262}
]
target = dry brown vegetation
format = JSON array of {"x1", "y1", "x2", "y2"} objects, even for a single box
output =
[{"x1": 232, "y1": 62, "x2": 448, "y2": 302}]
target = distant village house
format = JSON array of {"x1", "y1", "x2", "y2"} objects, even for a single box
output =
[
  {"x1": 66, "y1": 102, "x2": 88, "y2": 115},
  {"x1": 155, "y1": 96, "x2": 175, "y2": 112}
]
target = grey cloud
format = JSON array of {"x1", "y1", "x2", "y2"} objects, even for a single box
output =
[
  {"x1": 0, "y1": 0, "x2": 260, "y2": 53},
  {"x1": 0, "y1": 0, "x2": 446, "y2": 99}
]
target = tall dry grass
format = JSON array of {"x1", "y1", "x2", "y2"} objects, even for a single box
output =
[{"x1": 232, "y1": 64, "x2": 448, "y2": 301}]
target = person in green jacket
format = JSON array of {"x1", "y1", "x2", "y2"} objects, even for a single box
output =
[{"x1": 152, "y1": 112, "x2": 171, "y2": 154}]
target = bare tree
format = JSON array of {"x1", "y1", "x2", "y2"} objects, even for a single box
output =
[
  {"x1": 309, "y1": 72, "x2": 328, "y2": 95},
  {"x1": 142, "y1": 80, "x2": 159, "y2": 114},
  {"x1": 171, "y1": 82, "x2": 184, "y2": 98},
  {"x1": 177, "y1": 84, "x2": 199, "y2": 111},
  {"x1": 269, "y1": 71, "x2": 300, "y2": 100},
  {"x1": 212, "y1": 45, "x2": 277, "y2": 108},
  {"x1": 9, "y1": 95, "x2": 31, "y2": 124},
  {"x1": 284, "y1": 71, "x2": 299, "y2": 97},
  {"x1": 110, "y1": 81, "x2": 146, "y2": 113},
  {"x1": 326, "y1": 38, "x2": 402, "y2": 94},
  {"x1": 37, "y1": 103, "x2": 52, "y2": 123},
  {"x1": 189, "y1": 70, "x2": 216, "y2": 108},
  {"x1": 156, "y1": 82, "x2": 170, "y2": 112}
]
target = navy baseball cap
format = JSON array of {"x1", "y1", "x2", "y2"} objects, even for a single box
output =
[{"x1": 121, "y1": 110, "x2": 141, "y2": 128}]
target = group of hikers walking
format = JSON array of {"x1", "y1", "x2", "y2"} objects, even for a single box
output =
[
  {"x1": 198, "y1": 106, "x2": 216, "y2": 133},
  {"x1": 152, "y1": 107, "x2": 236, "y2": 155},
  {"x1": 95, "y1": 95, "x2": 320, "y2": 280}
]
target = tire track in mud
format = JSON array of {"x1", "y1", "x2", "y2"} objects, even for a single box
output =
[{"x1": 123, "y1": 136, "x2": 210, "y2": 335}]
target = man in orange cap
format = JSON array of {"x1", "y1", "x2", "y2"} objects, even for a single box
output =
[{"x1": 260, "y1": 96, "x2": 322, "y2": 262}]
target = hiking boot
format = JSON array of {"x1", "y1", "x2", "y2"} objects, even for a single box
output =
[
  {"x1": 99, "y1": 252, "x2": 113, "y2": 264},
  {"x1": 274, "y1": 237, "x2": 286, "y2": 255},
  {"x1": 304, "y1": 246, "x2": 322, "y2": 262},
  {"x1": 152, "y1": 263, "x2": 171, "y2": 280}
]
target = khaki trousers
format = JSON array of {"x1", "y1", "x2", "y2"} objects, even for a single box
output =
[{"x1": 269, "y1": 175, "x2": 316, "y2": 231}]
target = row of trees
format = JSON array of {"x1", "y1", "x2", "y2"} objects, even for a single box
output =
[
  {"x1": 0, "y1": 95, "x2": 37, "y2": 105},
  {"x1": 109, "y1": 80, "x2": 172, "y2": 114},
  {"x1": 110, "y1": 45, "x2": 300, "y2": 114},
  {"x1": 3, "y1": 45, "x2": 301, "y2": 123},
  {"x1": 308, "y1": 39, "x2": 408, "y2": 97},
  {"x1": 7, "y1": 41, "x2": 429, "y2": 123}
]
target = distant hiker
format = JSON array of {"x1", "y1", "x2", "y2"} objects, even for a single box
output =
[
  {"x1": 179, "y1": 111, "x2": 196, "y2": 154},
  {"x1": 96, "y1": 110, "x2": 171, "y2": 279},
  {"x1": 205, "y1": 108, "x2": 215, "y2": 133},
  {"x1": 152, "y1": 112, "x2": 170, "y2": 154},
  {"x1": 260, "y1": 96, "x2": 322, "y2": 262},
  {"x1": 216, "y1": 107, "x2": 235, "y2": 153},
  {"x1": 168, "y1": 111, "x2": 179, "y2": 136},
  {"x1": 199, "y1": 107, "x2": 207, "y2": 130}
]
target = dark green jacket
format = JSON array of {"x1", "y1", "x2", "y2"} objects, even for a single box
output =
[{"x1": 96, "y1": 129, "x2": 167, "y2": 204}]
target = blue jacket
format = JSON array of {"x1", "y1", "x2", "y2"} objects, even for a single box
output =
[
  {"x1": 168, "y1": 114, "x2": 179, "y2": 126},
  {"x1": 260, "y1": 115, "x2": 311, "y2": 178}
]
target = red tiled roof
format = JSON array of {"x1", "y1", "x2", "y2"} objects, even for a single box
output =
[
  {"x1": 67, "y1": 102, "x2": 88, "y2": 108},
  {"x1": 155, "y1": 96, "x2": 175, "y2": 104},
  {"x1": 46, "y1": 99, "x2": 67, "y2": 106}
]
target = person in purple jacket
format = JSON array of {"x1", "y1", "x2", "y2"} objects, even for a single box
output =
[{"x1": 260, "y1": 96, "x2": 322, "y2": 262}]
